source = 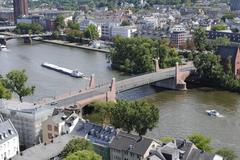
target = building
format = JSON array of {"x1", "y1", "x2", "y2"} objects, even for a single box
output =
[
  {"x1": 111, "y1": 26, "x2": 137, "y2": 38},
  {"x1": 217, "y1": 46, "x2": 240, "y2": 79},
  {"x1": 13, "y1": 0, "x2": 28, "y2": 22},
  {"x1": 101, "y1": 21, "x2": 120, "y2": 40},
  {"x1": 0, "y1": 115, "x2": 20, "y2": 160},
  {"x1": 109, "y1": 131, "x2": 159, "y2": 160},
  {"x1": 13, "y1": 134, "x2": 75, "y2": 160},
  {"x1": 0, "y1": 100, "x2": 53, "y2": 148},
  {"x1": 208, "y1": 30, "x2": 240, "y2": 43},
  {"x1": 0, "y1": 9, "x2": 14, "y2": 23},
  {"x1": 42, "y1": 110, "x2": 79, "y2": 144},
  {"x1": 14, "y1": 119, "x2": 117, "y2": 160},
  {"x1": 148, "y1": 139, "x2": 223, "y2": 160},
  {"x1": 230, "y1": 0, "x2": 240, "y2": 11},
  {"x1": 80, "y1": 19, "x2": 102, "y2": 37},
  {"x1": 71, "y1": 120, "x2": 117, "y2": 160},
  {"x1": 169, "y1": 25, "x2": 188, "y2": 47}
]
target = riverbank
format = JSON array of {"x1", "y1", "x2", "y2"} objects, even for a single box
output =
[{"x1": 40, "y1": 39, "x2": 110, "y2": 53}]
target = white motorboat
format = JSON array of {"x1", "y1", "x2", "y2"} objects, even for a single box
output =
[
  {"x1": 0, "y1": 45, "x2": 7, "y2": 51},
  {"x1": 206, "y1": 110, "x2": 220, "y2": 117}
]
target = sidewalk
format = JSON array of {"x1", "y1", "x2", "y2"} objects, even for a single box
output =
[{"x1": 40, "y1": 39, "x2": 110, "y2": 53}]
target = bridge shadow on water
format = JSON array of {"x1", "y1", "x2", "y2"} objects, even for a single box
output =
[{"x1": 117, "y1": 84, "x2": 169, "y2": 101}]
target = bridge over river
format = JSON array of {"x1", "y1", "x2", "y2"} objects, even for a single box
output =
[
  {"x1": 44, "y1": 62, "x2": 195, "y2": 108},
  {"x1": 0, "y1": 32, "x2": 52, "y2": 44}
]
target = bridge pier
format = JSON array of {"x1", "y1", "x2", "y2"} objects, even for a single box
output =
[
  {"x1": 23, "y1": 37, "x2": 32, "y2": 44},
  {"x1": 153, "y1": 57, "x2": 160, "y2": 72},
  {"x1": 88, "y1": 74, "x2": 96, "y2": 89},
  {"x1": 153, "y1": 62, "x2": 190, "y2": 90},
  {"x1": 106, "y1": 78, "x2": 116, "y2": 102}
]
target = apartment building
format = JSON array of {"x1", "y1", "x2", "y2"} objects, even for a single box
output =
[{"x1": 0, "y1": 115, "x2": 19, "y2": 160}]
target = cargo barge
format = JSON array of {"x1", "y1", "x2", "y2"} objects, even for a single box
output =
[{"x1": 41, "y1": 62, "x2": 85, "y2": 78}]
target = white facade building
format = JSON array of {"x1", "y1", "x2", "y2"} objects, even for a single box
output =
[
  {"x1": 0, "y1": 116, "x2": 19, "y2": 160},
  {"x1": 0, "y1": 100, "x2": 53, "y2": 148},
  {"x1": 80, "y1": 19, "x2": 102, "y2": 38},
  {"x1": 111, "y1": 26, "x2": 137, "y2": 38}
]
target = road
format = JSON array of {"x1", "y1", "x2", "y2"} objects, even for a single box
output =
[{"x1": 51, "y1": 64, "x2": 195, "y2": 107}]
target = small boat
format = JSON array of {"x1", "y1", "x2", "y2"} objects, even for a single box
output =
[
  {"x1": 206, "y1": 110, "x2": 220, "y2": 117},
  {"x1": 0, "y1": 44, "x2": 7, "y2": 51}
]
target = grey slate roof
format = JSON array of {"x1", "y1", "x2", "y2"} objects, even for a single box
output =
[
  {"x1": 0, "y1": 119, "x2": 18, "y2": 144},
  {"x1": 13, "y1": 134, "x2": 76, "y2": 160},
  {"x1": 109, "y1": 131, "x2": 154, "y2": 156},
  {"x1": 187, "y1": 148, "x2": 215, "y2": 160},
  {"x1": 71, "y1": 120, "x2": 117, "y2": 146},
  {"x1": 176, "y1": 139, "x2": 194, "y2": 160}
]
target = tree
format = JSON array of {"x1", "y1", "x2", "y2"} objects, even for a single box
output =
[
  {"x1": 193, "y1": 53, "x2": 224, "y2": 81},
  {"x1": 30, "y1": 23, "x2": 43, "y2": 34},
  {"x1": 108, "y1": 36, "x2": 180, "y2": 74},
  {"x1": 160, "y1": 136, "x2": 175, "y2": 144},
  {"x1": 111, "y1": 100, "x2": 159, "y2": 136},
  {"x1": 193, "y1": 28, "x2": 207, "y2": 52},
  {"x1": 132, "y1": 101, "x2": 159, "y2": 136},
  {"x1": 61, "y1": 138, "x2": 93, "y2": 158},
  {"x1": 216, "y1": 148, "x2": 237, "y2": 160},
  {"x1": 211, "y1": 36, "x2": 230, "y2": 51},
  {"x1": 187, "y1": 133, "x2": 213, "y2": 152},
  {"x1": 15, "y1": 22, "x2": 43, "y2": 34},
  {"x1": 87, "y1": 101, "x2": 115, "y2": 124},
  {"x1": 121, "y1": 20, "x2": 132, "y2": 26},
  {"x1": 84, "y1": 24, "x2": 99, "y2": 40},
  {"x1": 212, "y1": 24, "x2": 227, "y2": 31},
  {"x1": 65, "y1": 150, "x2": 102, "y2": 160},
  {"x1": 0, "y1": 80, "x2": 11, "y2": 100},
  {"x1": 65, "y1": 29, "x2": 83, "y2": 43},
  {"x1": 55, "y1": 15, "x2": 65, "y2": 32},
  {"x1": 4, "y1": 70, "x2": 35, "y2": 102},
  {"x1": 67, "y1": 21, "x2": 80, "y2": 30},
  {"x1": 111, "y1": 100, "x2": 134, "y2": 133}
]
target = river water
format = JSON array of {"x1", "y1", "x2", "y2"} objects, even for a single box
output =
[{"x1": 0, "y1": 39, "x2": 240, "y2": 156}]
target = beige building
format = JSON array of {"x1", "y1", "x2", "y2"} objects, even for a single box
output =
[
  {"x1": 109, "y1": 131, "x2": 159, "y2": 160},
  {"x1": 42, "y1": 112, "x2": 79, "y2": 144}
]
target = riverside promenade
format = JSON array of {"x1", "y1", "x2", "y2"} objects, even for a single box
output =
[{"x1": 40, "y1": 39, "x2": 110, "y2": 53}]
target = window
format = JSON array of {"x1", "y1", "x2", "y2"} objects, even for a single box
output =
[
  {"x1": 54, "y1": 126, "x2": 58, "y2": 132},
  {"x1": 48, "y1": 133, "x2": 52, "y2": 139},
  {"x1": 47, "y1": 125, "x2": 52, "y2": 131}
]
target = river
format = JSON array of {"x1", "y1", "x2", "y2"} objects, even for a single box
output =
[{"x1": 0, "y1": 39, "x2": 240, "y2": 156}]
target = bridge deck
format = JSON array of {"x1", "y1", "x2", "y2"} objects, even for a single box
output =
[{"x1": 46, "y1": 63, "x2": 195, "y2": 107}]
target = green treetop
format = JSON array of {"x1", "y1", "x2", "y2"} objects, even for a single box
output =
[
  {"x1": 0, "y1": 77, "x2": 11, "y2": 100},
  {"x1": 61, "y1": 138, "x2": 93, "y2": 158},
  {"x1": 65, "y1": 150, "x2": 102, "y2": 160},
  {"x1": 84, "y1": 24, "x2": 99, "y2": 40},
  {"x1": 187, "y1": 133, "x2": 213, "y2": 152},
  {"x1": 3, "y1": 70, "x2": 35, "y2": 103},
  {"x1": 216, "y1": 148, "x2": 237, "y2": 160},
  {"x1": 111, "y1": 100, "x2": 159, "y2": 136},
  {"x1": 193, "y1": 28, "x2": 207, "y2": 52},
  {"x1": 55, "y1": 15, "x2": 66, "y2": 32}
]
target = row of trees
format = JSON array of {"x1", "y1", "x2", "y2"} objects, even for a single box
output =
[
  {"x1": 160, "y1": 133, "x2": 237, "y2": 160},
  {"x1": 15, "y1": 22, "x2": 43, "y2": 34},
  {"x1": 0, "y1": 70, "x2": 35, "y2": 102},
  {"x1": 53, "y1": 15, "x2": 99, "y2": 42},
  {"x1": 61, "y1": 138, "x2": 101, "y2": 160},
  {"x1": 193, "y1": 27, "x2": 231, "y2": 52},
  {"x1": 192, "y1": 27, "x2": 240, "y2": 92},
  {"x1": 85, "y1": 100, "x2": 159, "y2": 137},
  {"x1": 107, "y1": 36, "x2": 181, "y2": 74}
]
